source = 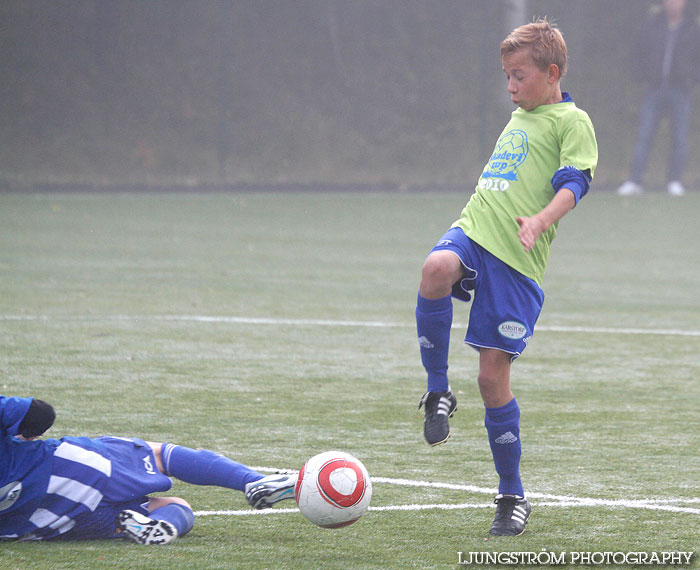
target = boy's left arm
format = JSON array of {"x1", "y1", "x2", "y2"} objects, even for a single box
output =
[{"x1": 516, "y1": 188, "x2": 576, "y2": 252}]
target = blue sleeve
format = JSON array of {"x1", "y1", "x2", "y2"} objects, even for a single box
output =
[
  {"x1": 551, "y1": 166, "x2": 592, "y2": 205},
  {"x1": 0, "y1": 396, "x2": 33, "y2": 436}
]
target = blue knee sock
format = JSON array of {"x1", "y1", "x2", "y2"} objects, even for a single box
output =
[
  {"x1": 161, "y1": 444, "x2": 264, "y2": 491},
  {"x1": 149, "y1": 503, "x2": 195, "y2": 537},
  {"x1": 416, "y1": 293, "x2": 453, "y2": 392},
  {"x1": 484, "y1": 398, "x2": 524, "y2": 496}
]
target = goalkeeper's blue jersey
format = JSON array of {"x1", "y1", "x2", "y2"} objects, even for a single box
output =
[{"x1": 1, "y1": 396, "x2": 171, "y2": 541}]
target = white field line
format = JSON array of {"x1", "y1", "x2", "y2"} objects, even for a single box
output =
[
  {"x1": 193, "y1": 469, "x2": 700, "y2": 517},
  {"x1": 371, "y1": 477, "x2": 700, "y2": 506},
  {"x1": 2, "y1": 314, "x2": 700, "y2": 337},
  {"x1": 3, "y1": 313, "x2": 697, "y2": 515},
  {"x1": 195, "y1": 503, "x2": 494, "y2": 517}
]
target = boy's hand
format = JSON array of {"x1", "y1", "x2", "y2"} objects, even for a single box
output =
[
  {"x1": 516, "y1": 215, "x2": 546, "y2": 252},
  {"x1": 516, "y1": 188, "x2": 576, "y2": 252}
]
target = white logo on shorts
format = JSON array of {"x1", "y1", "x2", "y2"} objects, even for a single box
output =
[
  {"x1": 498, "y1": 321, "x2": 527, "y2": 340},
  {"x1": 143, "y1": 456, "x2": 156, "y2": 475},
  {"x1": 0, "y1": 481, "x2": 22, "y2": 512}
]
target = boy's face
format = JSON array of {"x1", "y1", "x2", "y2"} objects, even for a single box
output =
[{"x1": 502, "y1": 48, "x2": 560, "y2": 111}]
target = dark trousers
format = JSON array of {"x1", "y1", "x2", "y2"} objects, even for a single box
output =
[{"x1": 629, "y1": 84, "x2": 692, "y2": 184}]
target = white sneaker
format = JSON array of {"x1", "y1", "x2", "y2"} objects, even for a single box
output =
[
  {"x1": 244, "y1": 474, "x2": 297, "y2": 509},
  {"x1": 617, "y1": 181, "x2": 643, "y2": 196},
  {"x1": 667, "y1": 181, "x2": 686, "y2": 196}
]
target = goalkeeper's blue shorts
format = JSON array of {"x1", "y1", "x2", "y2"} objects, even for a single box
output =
[
  {"x1": 429, "y1": 227, "x2": 544, "y2": 360},
  {"x1": 51, "y1": 437, "x2": 173, "y2": 540}
]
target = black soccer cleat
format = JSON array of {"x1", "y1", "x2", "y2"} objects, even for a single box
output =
[
  {"x1": 489, "y1": 494, "x2": 531, "y2": 536},
  {"x1": 418, "y1": 390, "x2": 457, "y2": 446}
]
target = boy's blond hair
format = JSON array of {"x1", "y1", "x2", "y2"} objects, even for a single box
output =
[{"x1": 501, "y1": 18, "x2": 568, "y2": 78}]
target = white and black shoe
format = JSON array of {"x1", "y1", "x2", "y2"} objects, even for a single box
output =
[
  {"x1": 116, "y1": 510, "x2": 178, "y2": 545},
  {"x1": 245, "y1": 473, "x2": 297, "y2": 509},
  {"x1": 418, "y1": 390, "x2": 457, "y2": 446},
  {"x1": 489, "y1": 494, "x2": 531, "y2": 536}
]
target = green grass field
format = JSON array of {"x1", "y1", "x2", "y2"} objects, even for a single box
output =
[{"x1": 1, "y1": 190, "x2": 699, "y2": 569}]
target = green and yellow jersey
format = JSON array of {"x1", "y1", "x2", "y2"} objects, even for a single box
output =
[{"x1": 452, "y1": 93, "x2": 598, "y2": 286}]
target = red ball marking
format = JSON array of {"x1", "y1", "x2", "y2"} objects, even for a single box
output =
[
  {"x1": 294, "y1": 463, "x2": 306, "y2": 503},
  {"x1": 316, "y1": 459, "x2": 367, "y2": 508}
]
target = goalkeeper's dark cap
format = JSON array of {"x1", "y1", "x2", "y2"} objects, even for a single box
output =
[{"x1": 19, "y1": 399, "x2": 56, "y2": 438}]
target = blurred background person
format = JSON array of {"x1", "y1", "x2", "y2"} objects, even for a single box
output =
[{"x1": 617, "y1": 0, "x2": 700, "y2": 196}]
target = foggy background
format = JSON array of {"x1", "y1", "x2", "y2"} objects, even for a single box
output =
[{"x1": 2, "y1": 0, "x2": 699, "y2": 191}]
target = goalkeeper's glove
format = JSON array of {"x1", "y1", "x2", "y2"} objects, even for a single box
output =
[{"x1": 19, "y1": 399, "x2": 55, "y2": 438}]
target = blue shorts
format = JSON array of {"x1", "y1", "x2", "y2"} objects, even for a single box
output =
[
  {"x1": 56, "y1": 498, "x2": 150, "y2": 540},
  {"x1": 430, "y1": 227, "x2": 544, "y2": 360},
  {"x1": 54, "y1": 437, "x2": 172, "y2": 540}
]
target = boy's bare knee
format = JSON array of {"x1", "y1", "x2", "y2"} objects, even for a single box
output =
[
  {"x1": 477, "y1": 372, "x2": 498, "y2": 393},
  {"x1": 420, "y1": 252, "x2": 461, "y2": 298},
  {"x1": 477, "y1": 350, "x2": 513, "y2": 407},
  {"x1": 148, "y1": 496, "x2": 192, "y2": 512}
]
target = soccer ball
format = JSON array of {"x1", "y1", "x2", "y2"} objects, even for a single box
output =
[{"x1": 295, "y1": 451, "x2": 372, "y2": 529}]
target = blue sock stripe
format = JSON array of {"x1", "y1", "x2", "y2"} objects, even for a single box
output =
[{"x1": 161, "y1": 443, "x2": 176, "y2": 477}]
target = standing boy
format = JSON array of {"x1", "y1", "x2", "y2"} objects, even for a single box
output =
[{"x1": 416, "y1": 19, "x2": 598, "y2": 536}]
